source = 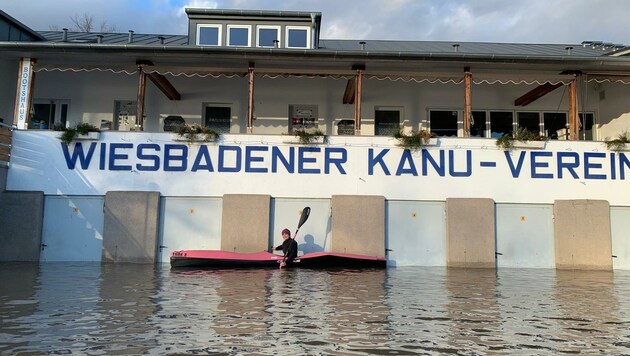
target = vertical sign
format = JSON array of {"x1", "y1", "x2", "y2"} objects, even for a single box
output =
[{"x1": 14, "y1": 58, "x2": 34, "y2": 129}]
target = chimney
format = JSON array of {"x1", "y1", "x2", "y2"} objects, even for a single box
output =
[
  {"x1": 128, "y1": 30, "x2": 134, "y2": 43},
  {"x1": 565, "y1": 46, "x2": 573, "y2": 55},
  {"x1": 96, "y1": 34, "x2": 104, "y2": 43},
  {"x1": 273, "y1": 39, "x2": 279, "y2": 48},
  {"x1": 359, "y1": 41, "x2": 366, "y2": 50},
  {"x1": 158, "y1": 36, "x2": 165, "y2": 45},
  {"x1": 62, "y1": 28, "x2": 68, "y2": 42},
  {"x1": 453, "y1": 44, "x2": 460, "y2": 52}
]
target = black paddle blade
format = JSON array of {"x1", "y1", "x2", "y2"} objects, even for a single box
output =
[{"x1": 297, "y1": 207, "x2": 311, "y2": 229}]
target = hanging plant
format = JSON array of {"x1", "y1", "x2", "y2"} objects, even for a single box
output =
[
  {"x1": 496, "y1": 127, "x2": 546, "y2": 150},
  {"x1": 175, "y1": 124, "x2": 220, "y2": 144},
  {"x1": 393, "y1": 128, "x2": 436, "y2": 150},
  {"x1": 292, "y1": 128, "x2": 328, "y2": 144},
  {"x1": 604, "y1": 131, "x2": 630, "y2": 151},
  {"x1": 57, "y1": 122, "x2": 100, "y2": 145}
]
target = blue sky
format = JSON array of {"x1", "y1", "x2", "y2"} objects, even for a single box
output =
[{"x1": 1, "y1": 0, "x2": 629, "y2": 45}]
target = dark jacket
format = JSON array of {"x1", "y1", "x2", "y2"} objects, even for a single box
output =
[{"x1": 275, "y1": 238, "x2": 298, "y2": 263}]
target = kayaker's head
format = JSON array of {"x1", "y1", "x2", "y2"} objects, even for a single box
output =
[{"x1": 282, "y1": 228, "x2": 291, "y2": 239}]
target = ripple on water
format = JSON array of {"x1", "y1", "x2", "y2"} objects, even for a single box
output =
[{"x1": 1, "y1": 264, "x2": 630, "y2": 354}]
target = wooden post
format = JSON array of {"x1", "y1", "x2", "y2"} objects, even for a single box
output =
[
  {"x1": 463, "y1": 67, "x2": 472, "y2": 138},
  {"x1": 14, "y1": 58, "x2": 36, "y2": 129},
  {"x1": 136, "y1": 64, "x2": 146, "y2": 131},
  {"x1": 247, "y1": 62, "x2": 255, "y2": 134},
  {"x1": 568, "y1": 79, "x2": 579, "y2": 140},
  {"x1": 353, "y1": 65, "x2": 364, "y2": 135}
]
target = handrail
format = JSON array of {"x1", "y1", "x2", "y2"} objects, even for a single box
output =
[
  {"x1": 0, "y1": 123, "x2": 12, "y2": 163},
  {"x1": 0, "y1": 121, "x2": 15, "y2": 130}
]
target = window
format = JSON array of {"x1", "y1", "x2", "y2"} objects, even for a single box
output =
[
  {"x1": 197, "y1": 24, "x2": 221, "y2": 46},
  {"x1": 543, "y1": 112, "x2": 567, "y2": 139},
  {"x1": 204, "y1": 104, "x2": 231, "y2": 133},
  {"x1": 30, "y1": 99, "x2": 69, "y2": 130},
  {"x1": 227, "y1": 25, "x2": 251, "y2": 47},
  {"x1": 490, "y1": 112, "x2": 513, "y2": 138},
  {"x1": 517, "y1": 112, "x2": 540, "y2": 134},
  {"x1": 471, "y1": 111, "x2": 487, "y2": 137},
  {"x1": 375, "y1": 108, "x2": 401, "y2": 136},
  {"x1": 579, "y1": 112, "x2": 595, "y2": 140},
  {"x1": 257, "y1": 26, "x2": 280, "y2": 47},
  {"x1": 429, "y1": 110, "x2": 458, "y2": 137},
  {"x1": 286, "y1": 26, "x2": 310, "y2": 48}
]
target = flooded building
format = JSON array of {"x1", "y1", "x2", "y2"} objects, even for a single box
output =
[{"x1": 1, "y1": 8, "x2": 630, "y2": 269}]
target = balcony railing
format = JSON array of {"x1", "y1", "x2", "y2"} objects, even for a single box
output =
[{"x1": 0, "y1": 121, "x2": 13, "y2": 165}]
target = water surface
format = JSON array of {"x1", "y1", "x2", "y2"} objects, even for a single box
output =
[{"x1": 1, "y1": 263, "x2": 629, "y2": 355}]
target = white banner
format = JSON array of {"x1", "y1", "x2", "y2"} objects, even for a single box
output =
[{"x1": 7, "y1": 131, "x2": 630, "y2": 205}]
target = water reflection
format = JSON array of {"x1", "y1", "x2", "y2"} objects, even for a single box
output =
[{"x1": 1, "y1": 263, "x2": 630, "y2": 355}]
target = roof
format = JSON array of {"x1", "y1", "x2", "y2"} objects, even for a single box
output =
[
  {"x1": 185, "y1": 8, "x2": 322, "y2": 19},
  {"x1": 37, "y1": 31, "x2": 187, "y2": 45},
  {"x1": 0, "y1": 9, "x2": 46, "y2": 41},
  {"x1": 319, "y1": 39, "x2": 621, "y2": 57},
  {"x1": 32, "y1": 30, "x2": 622, "y2": 57}
]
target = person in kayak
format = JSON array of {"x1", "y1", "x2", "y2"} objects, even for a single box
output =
[{"x1": 275, "y1": 228, "x2": 298, "y2": 269}]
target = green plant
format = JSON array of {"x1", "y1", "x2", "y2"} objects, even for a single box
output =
[
  {"x1": 175, "y1": 124, "x2": 220, "y2": 144},
  {"x1": 58, "y1": 122, "x2": 100, "y2": 145},
  {"x1": 604, "y1": 131, "x2": 630, "y2": 151},
  {"x1": 496, "y1": 127, "x2": 546, "y2": 150},
  {"x1": 293, "y1": 128, "x2": 328, "y2": 144},
  {"x1": 393, "y1": 128, "x2": 435, "y2": 150}
]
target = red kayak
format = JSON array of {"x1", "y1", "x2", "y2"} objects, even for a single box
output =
[{"x1": 170, "y1": 250, "x2": 386, "y2": 269}]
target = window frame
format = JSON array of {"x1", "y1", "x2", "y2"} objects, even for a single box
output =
[
  {"x1": 516, "y1": 111, "x2": 542, "y2": 135},
  {"x1": 256, "y1": 25, "x2": 281, "y2": 48},
  {"x1": 226, "y1": 24, "x2": 252, "y2": 47},
  {"x1": 31, "y1": 99, "x2": 70, "y2": 130},
  {"x1": 196, "y1": 24, "x2": 222, "y2": 46},
  {"x1": 285, "y1": 26, "x2": 311, "y2": 49},
  {"x1": 202, "y1": 102, "x2": 233, "y2": 134},
  {"x1": 428, "y1": 109, "x2": 459, "y2": 137},
  {"x1": 374, "y1": 106, "x2": 403, "y2": 136}
]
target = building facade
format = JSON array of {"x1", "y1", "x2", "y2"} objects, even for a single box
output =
[{"x1": 1, "y1": 9, "x2": 630, "y2": 269}]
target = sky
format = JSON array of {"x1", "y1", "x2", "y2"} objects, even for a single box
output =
[{"x1": 1, "y1": 0, "x2": 629, "y2": 45}]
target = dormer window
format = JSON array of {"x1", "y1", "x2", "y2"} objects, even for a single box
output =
[
  {"x1": 286, "y1": 26, "x2": 310, "y2": 48},
  {"x1": 227, "y1": 25, "x2": 251, "y2": 47},
  {"x1": 186, "y1": 8, "x2": 320, "y2": 49},
  {"x1": 197, "y1": 24, "x2": 221, "y2": 46},
  {"x1": 257, "y1": 25, "x2": 281, "y2": 47}
]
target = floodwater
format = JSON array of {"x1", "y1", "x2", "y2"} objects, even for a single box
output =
[{"x1": 1, "y1": 264, "x2": 630, "y2": 355}]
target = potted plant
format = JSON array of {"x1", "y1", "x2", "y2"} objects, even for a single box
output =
[
  {"x1": 174, "y1": 124, "x2": 220, "y2": 144},
  {"x1": 496, "y1": 127, "x2": 546, "y2": 150},
  {"x1": 393, "y1": 128, "x2": 436, "y2": 150},
  {"x1": 56, "y1": 122, "x2": 101, "y2": 145},
  {"x1": 283, "y1": 128, "x2": 328, "y2": 144},
  {"x1": 604, "y1": 131, "x2": 630, "y2": 151}
]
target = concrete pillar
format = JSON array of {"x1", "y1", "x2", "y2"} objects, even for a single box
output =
[
  {"x1": 221, "y1": 194, "x2": 270, "y2": 253},
  {"x1": 331, "y1": 195, "x2": 385, "y2": 257},
  {"x1": 0, "y1": 191, "x2": 44, "y2": 261},
  {"x1": 554, "y1": 200, "x2": 612, "y2": 270},
  {"x1": 446, "y1": 198, "x2": 496, "y2": 268},
  {"x1": 102, "y1": 191, "x2": 160, "y2": 264}
]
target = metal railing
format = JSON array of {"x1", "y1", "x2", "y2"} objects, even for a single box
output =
[{"x1": 0, "y1": 121, "x2": 14, "y2": 164}]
